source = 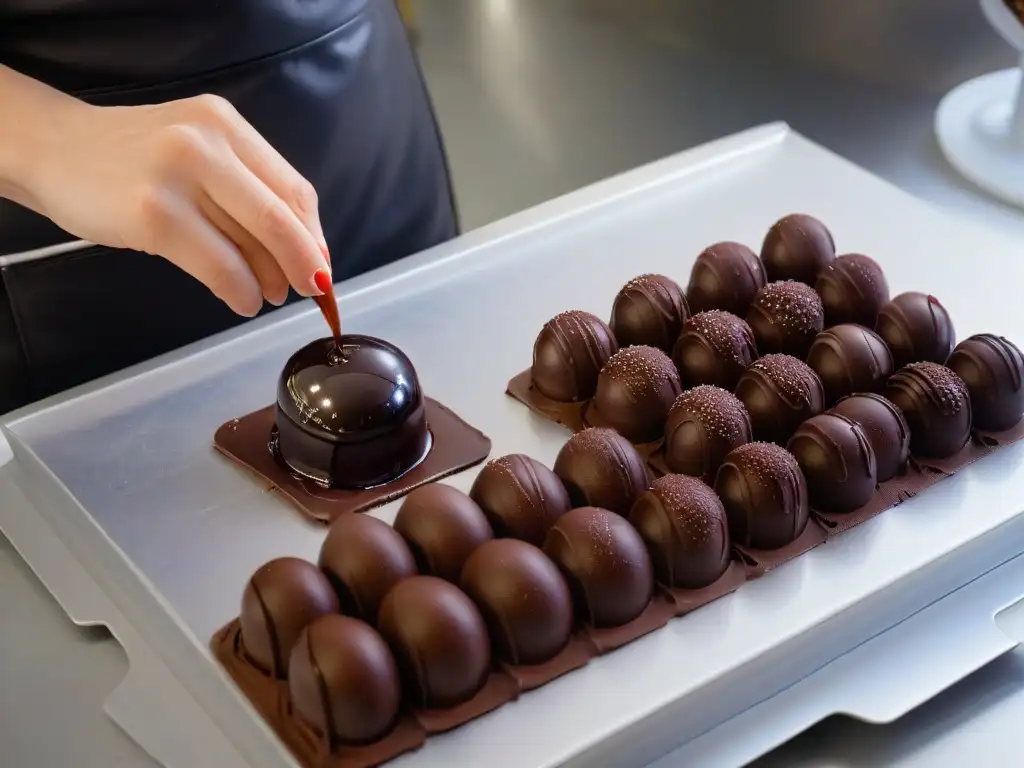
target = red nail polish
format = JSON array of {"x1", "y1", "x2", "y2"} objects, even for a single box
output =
[{"x1": 314, "y1": 268, "x2": 332, "y2": 295}]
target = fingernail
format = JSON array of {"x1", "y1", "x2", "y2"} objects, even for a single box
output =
[
  {"x1": 313, "y1": 268, "x2": 332, "y2": 296},
  {"x1": 319, "y1": 242, "x2": 331, "y2": 265}
]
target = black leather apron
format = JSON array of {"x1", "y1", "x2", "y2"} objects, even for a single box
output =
[{"x1": 0, "y1": 0, "x2": 457, "y2": 412}]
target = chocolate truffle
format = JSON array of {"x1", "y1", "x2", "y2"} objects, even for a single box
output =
[
  {"x1": 760, "y1": 214, "x2": 836, "y2": 285},
  {"x1": 240, "y1": 557, "x2": 340, "y2": 678},
  {"x1": 714, "y1": 442, "x2": 810, "y2": 550},
  {"x1": 830, "y1": 393, "x2": 910, "y2": 483},
  {"x1": 393, "y1": 484, "x2": 493, "y2": 583},
  {"x1": 469, "y1": 454, "x2": 570, "y2": 545},
  {"x1": 610, "y1": 274, "x2": 690, "y2": 352},
  {"x1": 460, "y1": 539, "x2": 573, "y2": 666},
  {"x1": 318, "y1": 515, "x2": 417, "y2": 624},
  {"x1": 806, "y1": 324, "x2": 894, "y2": 405},
  {"x1": 663, "y1": 385, "x2": 752, "y2": 483},
  {"x1": 531, "y1": 310, "x2": 618, "y2": 402},
  {"x1": 274, "y1": 335, "x2": 431, "y2": 490},
  {"x1": 885, "y1": 362, "x2": 972, "y2": 459},
  {"x1": 875, "y1": 292, "x2": 956, "y2": 369},
  {"x1": 672, "y1": 310, "x2": 759, "y2": 391},
  {"x1": 947, "y1": 334, "x2": 1024, "y2": 431},
  {"x1": 542, "y1": 506, "x2": 653, "y2": 627},
  {"x1": 746, "y1": 281, "x2": 825, "y2": 358},
  {"x1": 814, "y1": 253, "x2": 889, "y2": 327},
  {"x1": 628, "y1": 474, "x2": 731, "y2": 589},
  {"x1": 734, "y1": 354, "x2": 825, "y2": 445},
  {"x1": 377, "y1": 576, "x2": 491, "y2": 709},
  {"x1": 787, "y1": 414, "x2": 877, "y2": 514},
  {"x1": 590, "y1": 345, "x2": 682, "y2": 443},
  {"x1": 686, "y1": 242, "x2": 767, "y2": 316},
  {"x1": 553, "y1": 427, "x2": 649, "y2": 515},
  {"x1": 288, "y1": 615, "x2": 401, "y2": 745}
]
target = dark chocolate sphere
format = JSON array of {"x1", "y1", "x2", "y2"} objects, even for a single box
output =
[
  {"x1": 885, "y1": 362, "x2": 972, "y2": 459},
  {"x1": 672, "y1": 310, "x2": 759, "y2": 391},
  {"x1": 240, "y1": 557, "x2": 340, "y2": 678},
  {"x1": 947, "y1": 334, "x2": 1024, "y2": 431},
  {"x1": 814, "y1": 253, "x2": 889, "y2": 327},
  {"x1": 875, "y1": 292, "x2": 956, "y2": 369},
  {"x1": 830, "y1": 393, "x2": 910, "y2": 483},
  {"x1": 760, "y1": 214, "x2": 836, "y2": 285},
  {"x1": 806, "y1": 324, "x2": 894, "y2": 405},
  {"x1": 787, "y1": 414, "x2": 877, "y2": 514},
  {"x1": 746, "y1": 280, "x2": 825, "y2": 358},
  {"x1": 469, "y1": 454, "x2": 571, "y2": 545},
  {"x1": 734, "y1": 354, "x2": 825, "y2": 445},
  {"x1": 288, "y1": 615, "x2": 401, "y2": 745},
  {"x1": 543, "y1": 506, "x2": 653, "y2": 628},
  {"x1": 460, "y1": 539, "x2": 573, "y2": 666},
  {"x1": 590, "y1": 346, "x2": 682, "y2": 443},
  {"x1": 610, "y1": 274, "x2": 690, "y2": 352},
  {"x1": 318, "y1": 515, "x2": 417, "y2": 624},
  {"x1": 274, "y1": 335, "x2": 430, "y2": 490},
  {"x1": 531, "y1": 310, "x2": 618, "y2": 402},
  {"x1": 714, "y1": 442, "x2": 810, "y2": 550},
  {"x1": 664, "y1": 385, "x2": 752, "y2": 483},
  {"x1": 377, "y1": 576, "x2": 491, "y2": 709},
  {"x1": 553, "y1": 427, "x2": 649, "y2": 515},
  {"x1": 686, "y1": 241, "x2": 767, "y2": 316},
  {"x1": 628, "y1": 474, "x2": 731, "y2": 589}
]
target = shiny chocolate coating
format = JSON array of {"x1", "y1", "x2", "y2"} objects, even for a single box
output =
[
  {"x1": 469, "y1": 454, "x2": 570, "y2": 545},
  {"x1": 591, "y1": 346, "x2": 682, "y2": 443},
  {"x1": 714, "y1": 442, "x2": 810, "y2": 550},
  {"x1": 672, "y1": 310, "x2": 758, "y2": 391},
  {"x1": 806, "y1": 324, "x2": 894, "y2": 405},
  {"x1": 875, "y1": 292, "x2": 956, "y2": 369},
  {"x1": 240, "y1": 557, "x2": 340, "y2": 678},
  {"x1": 947, "y1": 334, "x2": 1024, "y2": 431},
  {"x1": 686, "y1": 241, "x2": 767, "y2": 316},
  {"x1": 787, "y1": 414, "x2": 877, "y2": 514},
  {"x1": 288, "y1": 615, "x2": 401, "y2": 745},
  {"x1": 830, "y1": 393, "x2": 910, "y2": 483},
  {"x1": 543, "y1": 506, "x2": 654, "y2": 628},
  {"x1": 885, "y1": 362, "x2": 972, "y2": 458},
  {"x1": 734, "y1": 354, "x2": 825, "y2": 445},
  {"x1": 628, "y1": 474, "x2": 731, "y2": 589},
  {"x1": 531, "y1": 310, "x2": 618, "y2": 402},
  {"x1": 318, "y1": 515, "x2": 417, "y2": 624},
  {"x1": 610, "y1": 274, "x2": 690, "y2": 352},
  {"x1": 760, "y1": 214, "x2": 836, "y2": 285},
  {"x1": 377, "y1": 576, "x2": 491, "y2": 709},
  {"x1": 746, "y1": 280, "x2": 825, "y2": 358},
  {"x1": 814, "y1": 253, "x2": 889, "y2": 327},
  {"x1": 664, "y1": 385, "x2": 752, "y2": 483},
  {"x1": 274, "y1": 335, "x2": 430, "y2": 490},
  {"x1": 394, "y1": 484, "x2": 494, "y2": 583},
  {"x1": 460, "y1": 539, "x2": 573, "y2": 666},
  {"x1": 553, "y1": 427, "x2": 649, "y2": 515}
]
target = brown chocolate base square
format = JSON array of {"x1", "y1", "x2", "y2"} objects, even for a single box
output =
[
  {"x1": 413, "y1": 673, "x2": 519, "y2": 735},
  {"x1": 500, "y1": 638, "x2": 593, "y2": 692},
  {"x1": 735, "y1": 520, "x2": 828, "y2": 578},
  {"x1": 585, "y1": 596, "x2": 676, "y2": 655},
  {"x1": 660, "y1": 560, "x2": 747, "y2": 617},
  {"x1": 506, "y1": 369, "x2": 587, "y2": 432}
]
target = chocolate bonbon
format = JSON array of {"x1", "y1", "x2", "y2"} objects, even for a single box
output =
[
  {"x1": 875, "y1": 292, "x2": 956, "y2": 369},
  {"x1": 746, "y1": 280, "x2": 825, "y2": 358},
  {"x1": 686, "y1": 241, "x2": 767, "y2": 315},
  {"x1": 806, "y1": 324, "x2": 894, "y2": 405},
  {"x1": 610, "y1": 274, "x2": 690, "y2": 352},
  {"x1": 947, "y1": 334, "x2": 1024, "y2": 431},
  {"x1": 553, "y1": 427, "x2": 649, "y2": 515},
  {"x1": 814, "y1": 253, "x2": 889, "y2": 328},
  {"x1": 532, "y1": 310, "x2": 618, "y2": 402},
  {"x1": 672, "y1": 310, "x2": 758, "y2": 391},
  {"x1": 760, "y1": 214, "x2": 836, "y2": 285},
  {"x1": 787, "y1": 414, "x2": 877, "y2": 514},
  {"x1": 589, "y1": 345, "x2": 682, "y2": 443},
  {"x1": 830, "y1": 393, "x2": 910, "y2": 483},
  {"x1": 734, "y1": 354, "x2": 825, "y2": 445},
  {"x1": 885, "y1": 362, "x2": 972, "y2": 459},
  {"x1": 663, "y1": 385, "x2": 751, "y2": 483},
  {"x1": 469, "y1": 454, "x2": 570, "y2": 545}
]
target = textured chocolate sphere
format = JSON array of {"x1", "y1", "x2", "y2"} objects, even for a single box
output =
[
  {"x1": 715, "y1": 443, "x2": 810, "y2": 550},
  {"x1": 875, "y1": 292, "x2": 956, "y2": 369},
  {"x1": 610, "y1": 274, "x2": 690, "y2": 352},
  {"x1": 686, "y1": 241, "x2": 767, "y2": 315},
  {"x1": 628, "y1": 475, "x2": 731, "y2": 589},
  {"x1": 787, "y1": 414, "x2": 877, "y2": 514},
  {"x1": 735, "y1": 354, "x2": 825, "y2": 445},
  {"x1": 543, "y1": 506, "x2": 653, "y2": 628},
  {"x1": 672, "y1": 310, "x2": 759, "y2": 391},
  {"x1": 947, "y1": 334, "x2": 1024, "y2": 431},
  {"x1": 746, "y1": 281, "x2": 825, "y2": 358},
  {"x1": 760, "y1": 214, "x2": 836, "y2": 285},
  {"x1": 377, "y1": 576, "x2": 491, "y2": 709},
  {"x1": 240, "y1": 557, "x2": 340, "y2": 678},
  {"x1": 591, "y1": 346, "x2": 682, "y2": 443},
  {"x1": 806, "y1": 324, "x2": 894, "y2": 405},
  {"x1": 531, "y1": 310, "x2": 618, "y2": 402},
  {"x1": 460, "y1": 539, "x2": 573, "y2": 666},
  {"x1": 288, "y1": 615, "x2": 401, "y2": 744},
  {"x1": 814, "y1": 253, "x2": 889, "y2": 327},
  {"x1": 553, "y1": 427, "x2": 649, "y2": 515},
  {"x1": 830, "y1": 393, "x2": 910, "y2": 483},
  {"x1": 469, "y1": 454, "x2": 570, "y2": 545},
  {"x1": 318, "y1": 514, "x2": 417, "y2": 624},
  {"x1": 664, "y1": 385, "x2": 752, "y2": 483},
  {"x1": 885, "y1": 362, "x2": 972, "y2": 459}
]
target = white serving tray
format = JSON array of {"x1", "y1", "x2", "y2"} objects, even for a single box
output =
[{"x1": 3, "y1": 123, "x2": 1024, "y2": 768}]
